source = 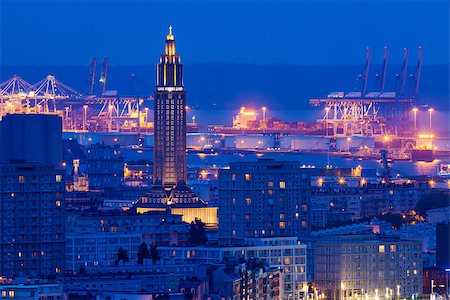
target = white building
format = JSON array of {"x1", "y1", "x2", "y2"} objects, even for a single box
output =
[
  {"x1": 314, "y1": 234, "x2": 423, "y2": 300},
  {"x1": 158, "y1": 237, "x2": 307, "y2": 299}
]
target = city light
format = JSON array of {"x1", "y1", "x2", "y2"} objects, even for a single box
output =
[{"x1": 428, "y1": 108, "x2": 434, "y2": 130}]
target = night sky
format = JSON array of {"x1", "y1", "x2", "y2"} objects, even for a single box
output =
[{"x1": 1, "y1": 0, "x2": 448, "y2": 66}]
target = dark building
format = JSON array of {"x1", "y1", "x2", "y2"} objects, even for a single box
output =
[
  {"x1": 0, "y1": 114, "x2": 65, "y2": 277},
  {"x1": 153, "y1": 25, "x2": 186, "y2": 188},
  {"x1": 218, "y1": 159, "x2": 311, "y2": 246},
  {"x1": 0, "y1": 114, "x2": 62, "y2": 165},
  {"x1": 85, "y1": 144, "x2": 124, "y2": 189},
  {"x1": 436, "y1": 222, "x2": 450, "y2": 268}
]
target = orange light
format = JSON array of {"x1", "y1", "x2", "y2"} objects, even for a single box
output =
[
  {"x1": 360, "y1": 179, "x2": 367, "y2": 185},
  {"x1": 339, "y1": 178, "x2": 345, "y2": 185},
  {"x1": 412, "y1": 108, "x2": 418, "y2": 112}
]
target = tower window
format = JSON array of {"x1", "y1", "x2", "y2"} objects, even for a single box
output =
[
  {"x1": 18, "y1": 176, "x2": 25, "y2": 183},
  {"x1": 245, "y1": 174, "x2": 251, "y2": 181}
]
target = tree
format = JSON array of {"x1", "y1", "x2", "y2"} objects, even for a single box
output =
[
  {"x1": 149, "y1": 243, "x2": 161, "y2": 264},
  {"x1": 189, "y1": 218, "x2": 207, "y2": 246},
  {"x1": 137, "y1": 242, "x2": 150, "y2": 264},
  {"x1": 117, "y1": 247, "x2": 130, "y2": 264}
]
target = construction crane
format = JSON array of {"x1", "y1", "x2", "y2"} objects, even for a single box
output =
[
  {"x1": 88, "y1": 58, "x2": 97, "y2": 95},
  {"x1": 98, "y1": 57, "x2": 109, "y2": 95}
]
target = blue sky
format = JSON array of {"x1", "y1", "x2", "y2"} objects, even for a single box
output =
[{"x1": 1, "y1": 0, "x2": 448, "y2": 65}]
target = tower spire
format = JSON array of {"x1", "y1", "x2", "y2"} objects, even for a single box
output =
[{"x1": 167, "y1": 24, "x2": 174, "y2": 41}]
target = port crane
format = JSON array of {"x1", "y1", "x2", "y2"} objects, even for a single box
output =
[{"x1": 310, "y1": 47, "x2": 423, "y2": 137}]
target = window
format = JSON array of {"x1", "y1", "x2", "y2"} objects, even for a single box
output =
[
  {"x1": 389, "y1": 244, "x2": 396, "y2": 252},
  {"x1": 245, "y1": 174, "x2": 251, "y2": 181},
  {"x1": 56, "y1": 175, "x2": 62, "y2": 182},
  {"x1": 8, "y1": 291, "x2": 14, "y2": 298},
  {"x1": 279, "y1": 214, "x2": 285, "y2": 220},
  {"x1": 268, "y1": 181, "x2": 274, "y2": 187},
  {"x1": 245, "y1": 214, "x2": 251, "y2": 220},
  {"x1": 56, "y1": 200, "x2": 61, "y2": 207},
  {"x1": 18, "y1": 176, "x2": 25, "y2": 183},
  {"x1": 56, "y1": 267, "x2": 61, "y2": 273},
  {"x1": 231, "y1": 174, "x2": 236, "y2": 181},
  {"x1": 1, "y1": 291, "x2": 6, "y2": 298},
  {"x1": 245, "y1": 197, "x2": 251, "y2": 205},
  {"x1": 378, "y1": 245, "x2": 385, "y2": 253},
  {"x1": 279, "y1": 181, "x2": 286, "y2": 188},
  {"x1": 279, "y1": 222, "x2": 285, "y2": 229}
]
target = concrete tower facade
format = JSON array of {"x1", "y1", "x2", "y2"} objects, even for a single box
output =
[{"x1": 153, "y1": 25, "x2": 186, "y2": 188}]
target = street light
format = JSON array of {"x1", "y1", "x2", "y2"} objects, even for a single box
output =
[
  {"x1": 428, "y1": 108, "x2": 434, "y2": 131},
  {"x1": 83, "y1": 105, "x2": 88, "y2": 131},
  {"x1": 347, "y1": 137, "x2": 351, "y2": 152},
  {"x1": 145, "y1": 107, "x2": 149, "y2": 124},
  {"x1": 383, "y1": 135, "x2": 389, "y2": 148},
  {"x1": 412, "y1": 107, "x2": 418, "y2": 131},
  {"x1": 262, "y1": 106, "x2": 267, "y2": 126}
]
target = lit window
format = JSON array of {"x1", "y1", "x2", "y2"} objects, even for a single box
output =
[
  {"x1": 379, "y1": 245, "x2": 385, "y2": 253},
  {"x1": 231, "y1": 174, "x2": 236, "y2": 181},
  {"x1": 245, "y1": 214, "x2": 251, "y2": 220},
  {"x1": 55, "y1": 267, "x2": 60, "y2": 273},
  {"x1": 8, "y1": 291, "x2": 14, "y2": 298},
  {"x1": 245, "y1": 174, "x2": 251, "y2": 181},
  {"x1": 18, "y1": 176, "x2": 25, "y2": 183},
  {"x1": 268, "y1": 190, "x2": 273, "y2": 195},
  {"x1": 389, "y1": 244, "x2": 396, "y2": 252},
  {"x1": 268, "y1": 181, "x2": 274, "y2": 187},
  {"x1": 279, "y1": 222, "x2": 285, "y2": 229},
  {"x1": 279, "y1": 214, "x2": 285, "y2": 220},
  {"x1": 18, "y1": 251, "x2": 22, "y2": 258},
  {"x1": 279, "y1": 181, "x2": 286, "y2": 189},
  {"x1": 245, "y1": 198, "x2": 251, "y2": 205},
  {"x1": 232, "y1": 230, "x2": 236, "y2": 236},
  {"x1": 2, "y1": 291, "x2": 6, "y2": 298},
  {"x1": 55, "y1": 175, "x2": 62, "y2": 182},
  {"x1": 413, "y1": 269, "x2": 418, "y2": 275},
  {"x1": 56, "y1": 200, "x2": 61, "y2": 207}
]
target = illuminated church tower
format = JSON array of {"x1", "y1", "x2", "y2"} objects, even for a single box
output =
[
  {"x1": 153, "y1": 25, "x2": 186, "y2": 187},
  {"x1": 134, "y1": 26, "x2": 217, "y2": 227}
]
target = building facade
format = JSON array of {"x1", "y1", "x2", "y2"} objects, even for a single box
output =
[
  {"x1": 158, "y1": 237, "x2": 307, "y2": 299},
  {"x1": 314, "y1": 235, "x2": 423, "y2": 300},
  {"x1": 85, "y1": 144, "x2": 124, "y2": 189},
  {"x1": 218, "y1": 160, "x2": 311, "y2": 246},
  {"x1": 0, "y1": 163, "x2": 66, "y2": 277}
]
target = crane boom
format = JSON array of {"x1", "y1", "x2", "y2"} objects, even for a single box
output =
[
  {"x1": 380, "y1": 46, "x2": 388, "y2": 93},
  {"x1": 361, "y1": 47, "x2": 371, "y2": 97},
  {"x1": 99, "y1": 57, "x2": 110, "y2": 95},
  {"x1": 88, "y1": 58, "x2": 97, "y2": 95},
  {"x1": 413, "y1": 47, "x2": 423, "y2": 99},
  {"x1": 398, "y1": 48, "x2": 409, "y2": 95}
]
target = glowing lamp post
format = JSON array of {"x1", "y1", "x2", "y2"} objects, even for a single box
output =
[
  {"x1": 325, "y1": 107, "x2": 330, "y2": 136},
  {"x1": 412, "y1": 107, "x2": 418, "y2": 131},
  {"x1": 383, "y1": 135, "x2": 389, "y2": 148},
  {"x1": 83, "y1": 105, "x2": 88, "y2": 131},
  {"x1": 262, "y1": 106, "x2": 267, "y2": 128},
  {"x1": 428, "y1": 108, "x2": 434, "y2": 131}
]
